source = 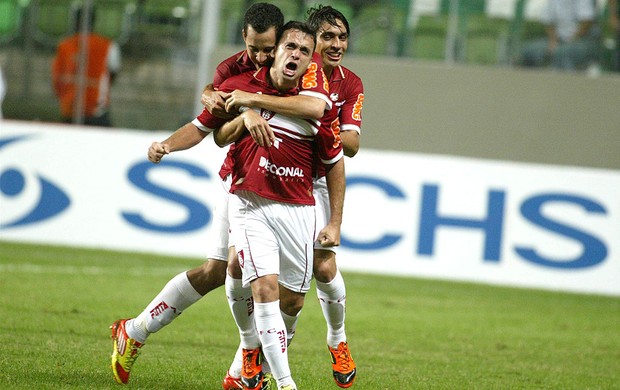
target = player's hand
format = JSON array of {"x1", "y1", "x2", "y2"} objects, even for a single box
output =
[
  {"x1": 225, "y1": 90, "x2": 254, "y2": 113},
  {"x1": 241, "y1": 111, "x2": 275, "y2": 147},
  {"x1": 202, "y1": 90, "x2": 234, "y2": 119},
  {"x1": 148, "y1": 142, "x2": 170, "y2": 164},
  {"x1": 317, "y1": 223, "x2": 341, "y2": 248}
]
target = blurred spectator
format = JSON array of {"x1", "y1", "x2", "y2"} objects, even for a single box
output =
[
  {"x1": 52, "y1": 6, "x2": 121, "y2": 126},
  {"x1": 610, "y1": 0, "x2": 619, "y2": 71},
  {"x1": 518, "y1": 0, "x2": 599, "y2": 72}
]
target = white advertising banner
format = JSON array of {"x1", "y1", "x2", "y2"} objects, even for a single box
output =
[{"x1": 1, "y1": 121, "x2": 619, "y2": 296}]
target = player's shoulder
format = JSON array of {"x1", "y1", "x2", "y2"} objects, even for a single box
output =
[
  {"x1": 219, "y1": 68, "x2": 256, "y2": 90},
  {"x1": 216, "y1": 51, "x2": 249, "y2": 74},
  {"x1": 334, "y1": 65, "x2": 363, "y2": 94}
]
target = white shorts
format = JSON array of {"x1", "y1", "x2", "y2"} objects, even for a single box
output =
[
  {"x1": 205, "y1": 175, "x2": 231, "y2": 261},
  {"x1": 313, "y1": 176, "x2": 336, "y2": 253},
  {"x1": 229, "y1": 190, "x2": 314, "y2": 293}
]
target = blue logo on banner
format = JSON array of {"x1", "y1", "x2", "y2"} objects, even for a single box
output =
[
  {"x1": 123, "y1": 160, "x2": 212, "y2": 233},
  {"x1": 0, "y1": 135, "x2": 71, "y2": 228}
]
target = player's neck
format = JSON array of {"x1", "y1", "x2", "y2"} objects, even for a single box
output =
[{"x1": 268, "y1": 69, "x2": 297, "y2": 92}]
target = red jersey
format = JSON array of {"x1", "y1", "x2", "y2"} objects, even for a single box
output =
[
  {"x1": 314, "y1": 65, "x2": 364, "y2": 179},
  {"x1": 194, "y1": 67, "x2": 343, "y2": 205},
  {"x1": 211, "y1": 50, "x2": 331, "y2": 181},
  {"x1": 328, "y1": 65, "x2": 364, "y2": 135},
  {"x1": 212, "y1": 50, "x2": 257, "y2": 88}
]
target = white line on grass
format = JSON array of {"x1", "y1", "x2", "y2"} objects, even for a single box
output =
[{"x1": 0, "y1": 263, "x2": 190, "y2": 276}]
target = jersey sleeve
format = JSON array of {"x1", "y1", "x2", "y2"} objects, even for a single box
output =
[
  {"x1": 339, "y1": 72, "x2": 364, "y2": 134},
  {"x1": 316, "y1": 107, "x2": 344, "y2": 166},
  {"x1": 298, "y1": 52, "x2": 332, "y2": 110},
  {"x1": 213, "y1": 63, "x2": 233, "y2": 89},
  {"x1": 192, "y1": 107, "x2": 226, "y2": 133}
]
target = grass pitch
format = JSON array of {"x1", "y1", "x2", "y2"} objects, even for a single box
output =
[{"x1": 0, "y1": 241, "x2": 618, "y2": 389}]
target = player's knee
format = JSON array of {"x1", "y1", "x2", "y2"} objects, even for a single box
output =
[
  {"x1": 280, "y1": 291, "x2": 305, "y2": 316},
  {"x1": 187, "y1": 261, "x2": 226, "y2": 295},
  {"x1": 313, "y1": 250, "x2": 337, "y2": 283}
]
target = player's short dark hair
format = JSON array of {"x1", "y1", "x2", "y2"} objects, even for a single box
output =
[
  {"x1": 306, "y1": 5, "x2": 350, "y2": 36},
  {"x1": 243, "y1": 3, "x2": 284, "y2": 34},
  {"x1": 276, "y1": 21, "x2": 317, "y2": 49}
]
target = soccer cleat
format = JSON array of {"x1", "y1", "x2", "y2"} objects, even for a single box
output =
[
  {"x1": 241, "y1": 347, "x2": 264, "y2": 390},
  {"x1": 110, "y1": 319, "x2": 143, "y2": 384},
  {"x1": 222, "y1": 370, "x2": 243, "y2": 390},
  {"x1": 262, "y1": 372, "x2": 277, "y2": 390},
  {"x1": 278, "y1": 385, "x2": 296, "y2": 390},
  {"x1": 328, "y1": 342, "x2": 356, "y2": 388}
]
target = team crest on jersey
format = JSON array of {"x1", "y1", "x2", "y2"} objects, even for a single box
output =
[
  {"x1": 260, "y1": 109, "x2": 275, "y2": 120},
  {"x1": 330, "y1": 93, "x2": 339, "y2": 101}
]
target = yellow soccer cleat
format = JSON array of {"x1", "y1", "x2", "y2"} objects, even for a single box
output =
[{"x1": 110, "y1": 319, "x2": 143, "y2": 384}]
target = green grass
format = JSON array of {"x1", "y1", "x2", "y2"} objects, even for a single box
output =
[{"x1": 0, "y1": 241, "x2": 619, "y2": 389}]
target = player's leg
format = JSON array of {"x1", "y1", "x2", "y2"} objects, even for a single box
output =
[
  {"x1": 278, "y1": 285, "x2": 305, "y2": 347},
  {"x1": 223, "y1": 247, "x2": 255, "y2": 389},
  {"x1": 111, "y1": 261, "x2": 226, "y2": 384},
  {"x1": 235, "y1": 192, "x2": 307, "y2": 390},
  {"x1": 314, "y1": 249, "x2": 356, "y2": 388},
  {"x1": 268, "y1": 198, "x2": 315, "y2": 389},
  {"x1": 312, "y1": 177, "x2": 356, "y2": 388},
  {"x1": 111, "y1": 178, "x2": 231, "y2": 385}
]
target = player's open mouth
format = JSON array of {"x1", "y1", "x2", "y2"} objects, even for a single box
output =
[{"x1": 284, "y1": 61, "x2": 298, "y2": 77}]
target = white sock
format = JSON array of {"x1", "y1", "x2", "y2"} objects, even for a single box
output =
[
  {"x1": 281, "y1": 310, "x2": 301, "y2": 347},
  {"x1": 316, "y1": 270, "x2": 347, "y2": 349},
  {"x1": 254, "y1": 301, "x2": 293, "y2": 386},
  {"x1": 126, "y1": 272, "x2": 202, "y2": 343},
  {"x1": 225, "y1": 274, "x2": 259, "y2": 348},
  {"x1": 228, "y1": 345, "x2": 244, "y2": 378}
]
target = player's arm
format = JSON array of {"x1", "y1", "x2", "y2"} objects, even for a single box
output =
[
  {"x1": 201, "y1": 83, "x2": 234, "y2": 119},
  {"x1": 225, "y1": 90, "x2": 326, "y2": 120},
  {"x1": 341, "y1": 131, "x2": 360, "y2": 158},
  {"x1": 213, "y1": 109, "x2": 274, "y2": 148},
  {"x1": 317, "y1": 157, "x2": 345, "y2": 247},
  {"x1": 148, "y1": 122, "x2": 209, "y2": 164}
]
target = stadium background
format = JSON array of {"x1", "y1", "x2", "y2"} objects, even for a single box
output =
[{"x1": 1, "y1": 0, "x2": 619, "y2": 296}]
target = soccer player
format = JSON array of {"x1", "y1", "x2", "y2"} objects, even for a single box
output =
[
  {"x1": 210, "y1": 21, "x2": 345, "y2": 390},
  {"x1": 223, "y1": 5, "x2": 364, "y2": 388},
  {"x1": 148, "y1": 21, "x2": 345, "y2": 390},
  {"x1": 109, "y1": 4, "x2": 330, "y2": 389}
]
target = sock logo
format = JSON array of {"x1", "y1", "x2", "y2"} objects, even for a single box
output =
[
  {"x1": 150, "y1": 301, "x2": 176, "y2": 318},
  {"x1": 278, "y1": 329, "x2": 287, "y2": 353}
]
